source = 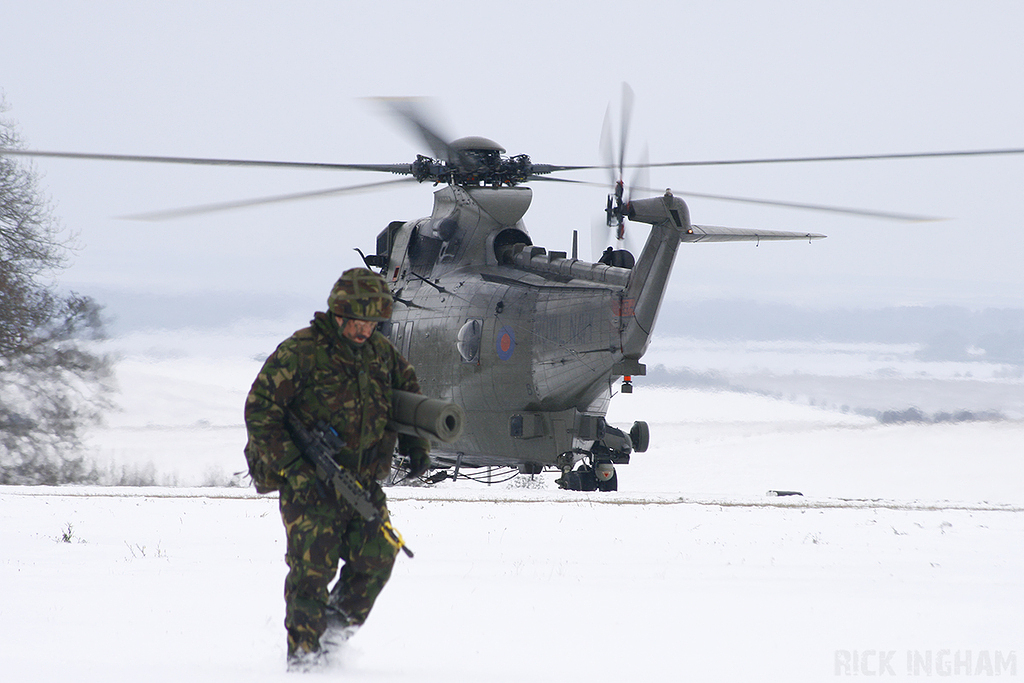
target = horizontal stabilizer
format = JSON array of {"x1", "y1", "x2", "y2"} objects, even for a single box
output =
[{"x1": 683, "y1": 225, "x2": 826, "y2": 243}]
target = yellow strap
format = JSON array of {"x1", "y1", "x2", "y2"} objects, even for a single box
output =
[{"x1": 381, "y1": 519, "x2": 414, "y2": 558}]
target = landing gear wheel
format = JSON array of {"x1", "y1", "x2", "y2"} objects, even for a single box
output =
[
  {"x1": 630, "y1": 420, "x2": 650, "y2": 453},
  {"x1": 596, "y1": 469, "x2": 618, "y2": 492}
]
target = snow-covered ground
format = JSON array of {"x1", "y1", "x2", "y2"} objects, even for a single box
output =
[{"x1": 2, "y1": 323, "x2": 1022, "y2": 681}]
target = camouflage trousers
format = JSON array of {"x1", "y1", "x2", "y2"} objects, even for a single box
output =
[{"x1": 278, "y1": 471, "x2": 398, "y2": 656}]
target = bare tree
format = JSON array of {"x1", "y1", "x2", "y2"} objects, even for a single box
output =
[{"x1": 1, "y1": 97, "x2": 113, "y2": 484}]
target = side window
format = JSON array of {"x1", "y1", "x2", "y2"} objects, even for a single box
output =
[{"x1": 457, "y1": 319, "x2": 482, "y2": 364}]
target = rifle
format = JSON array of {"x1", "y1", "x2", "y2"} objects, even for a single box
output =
[{"x1": 284, "y1": 410, "x2": 413, "y2": 558}]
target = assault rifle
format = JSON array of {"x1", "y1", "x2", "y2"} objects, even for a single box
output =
[{"x1": 284, "y1": 410, "x2": 413, "y2": 558}]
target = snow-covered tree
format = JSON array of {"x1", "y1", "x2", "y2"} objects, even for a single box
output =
[{"x1": 1, "y1": 96, "x2": 112, "y2": 484}]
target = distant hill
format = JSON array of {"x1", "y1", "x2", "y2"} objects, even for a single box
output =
[
  {"x1": 82, "y1": 287, "x2": 319, "y2": 335},
  {"x1": 657, "y1": 299, "x2": 1024, "y2": 364},
  {"x1": 80, "y1": 287, "x2": 1024, "y2": 365}
]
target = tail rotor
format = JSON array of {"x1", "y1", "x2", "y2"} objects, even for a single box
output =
[
  {"x1": 601, "y1": 83, "x2": 635, "y2": 241},
  {"x1": 596, "y1": 83, "x2": 644, "y2": 260}
]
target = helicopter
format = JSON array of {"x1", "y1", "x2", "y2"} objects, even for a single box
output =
[
  {"x1": 5, "y1": 93, "x2": 1024, "y2": 491},
  {"x1": 352, "y1": 101, "x2": 831, "y2": 492}
]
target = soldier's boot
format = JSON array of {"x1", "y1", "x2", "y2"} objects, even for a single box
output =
[
  {"x1": 321, "y1": 623, "x2": 360, "y2": 653},
  {"x1": 321, "y1": 601, "x2": 361, "y2": 654},
  {"x1": 286, "y1": 637, "x2": 326, "y2": 673}
]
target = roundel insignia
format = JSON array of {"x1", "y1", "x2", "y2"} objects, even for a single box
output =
[{"x1": 496, "y1": 325, "x2": 516, "y2": 361}]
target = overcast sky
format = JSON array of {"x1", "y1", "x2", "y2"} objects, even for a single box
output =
[{"x1": 2, "y1": 0, "x2": 1023, "y2": 326}]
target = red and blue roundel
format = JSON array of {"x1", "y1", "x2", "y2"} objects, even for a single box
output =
[{"x1": 496, "y1": 325, "x2": 516, "y2": 361}]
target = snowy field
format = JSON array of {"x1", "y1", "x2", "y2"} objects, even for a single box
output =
[{"x1": 2, "y1": 322, "x2": 1023, "y2": 681}]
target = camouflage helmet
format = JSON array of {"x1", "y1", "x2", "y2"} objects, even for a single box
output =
[{"x1": 327, "y1": 268, "x2": 393, "y2": 322}]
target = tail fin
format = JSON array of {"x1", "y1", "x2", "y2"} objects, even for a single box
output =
[{"x1": 618, "y1": 192, "x2": 691, "y2": 363}]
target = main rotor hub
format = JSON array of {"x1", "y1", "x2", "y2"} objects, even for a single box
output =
[
  {"x1": 409, "y1": 136, "x2": 534, "y2": 188},
  {"x1": 449, "y1": 136, "x2": 505, "y2": 154}
]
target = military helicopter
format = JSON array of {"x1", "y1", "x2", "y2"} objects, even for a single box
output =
[
  {"x1": 5, "y1": 92, "x2": 1024, "y2": 491},
  {"x1": 352, "y1": 100, "x2": 836, "y2": 492}
]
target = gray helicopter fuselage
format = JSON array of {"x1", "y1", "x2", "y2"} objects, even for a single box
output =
[{"x1": 377, "y1": 184, "x2": 688, "y2": 470}]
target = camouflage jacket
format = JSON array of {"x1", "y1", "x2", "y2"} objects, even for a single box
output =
[{"x1": 244, "y1": 311, "x2": 428, "y2": 491}]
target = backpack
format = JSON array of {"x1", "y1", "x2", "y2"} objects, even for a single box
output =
[{"x1": 242, "y1": 330, "x2": 316, "y2": 495}]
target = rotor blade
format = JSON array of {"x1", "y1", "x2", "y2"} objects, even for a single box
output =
[
  {"x1": 635, "y1": 147, "x2": 1024, "y2": 169},
  {"x1": 536, "y1": 145, "x2": 1024, "y2": 174},
  {"x1": 684, "y1": 225, "x2": 826, "y2": 243},
  {"x1": 529, "y1": 162, "x2": 606, "y2": 175},
  {"x1": 0, "y1": 147, "x2": 414, "y2": 174},
  {"x1": 600, "y1": 104, "x2": 616, "y2": 185},
  {"x1": 659, "y1": 188, "x2": 941, "y2": 222},
  {"x1": 531, "y1": 176, "x2": 940, "y2": 222},
  {"x1": 528, "y1": 174, "x2": 598, "y2": 184},
  {"x1": 627, "y1": 144, "x2": 651, "y2": 204},
  {"x1": 536, "y1": 147, "x2": 1024, "y2": 173},
  {"x1": 620, "y1": 144, "x2": 649, "y2": 254},
  {"x1": 118, "y1": 177, "x2": 417, "y2": 221},
  {"x1": 618, "y1": 82, "x2": 634, "y2": 178},
  {"x1": 370, "y1": 97, "x2": 461, "y2": 164}
]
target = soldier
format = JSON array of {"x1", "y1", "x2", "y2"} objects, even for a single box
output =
[{"x1": 243, "y1": 267, "x2": 430, "y2": 671}]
